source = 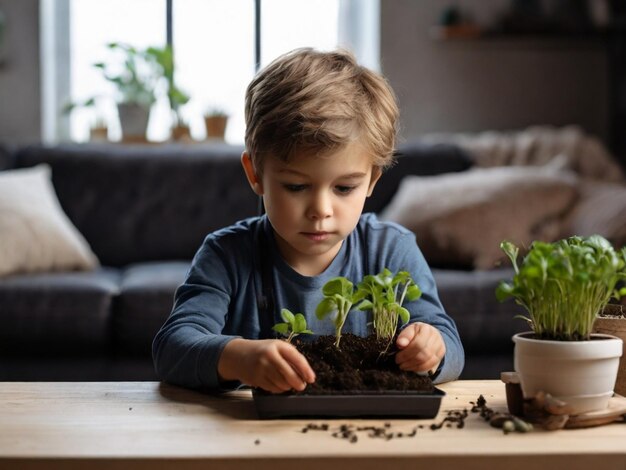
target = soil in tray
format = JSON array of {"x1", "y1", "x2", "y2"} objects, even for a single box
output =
[
  {"x1": 600, "y1": 303, "x2": 626, "y2": 319},
  {"x1": 283, "y1": 333, "x2": 435, "y2": 395}
]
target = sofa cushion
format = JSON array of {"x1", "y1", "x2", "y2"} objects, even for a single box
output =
[
  {"x1": 560, "y1": 179, "x2": 626, "y2": 248},
  {"x1": 14, "y1": 144, "x2": 258, "y2": 267},
  {"x1": 114, "y1": 261, "x2": 189, "y2": 355},
  {"x1": 432, "y1": 268, "x2": 529, "y2": 354},
  {"x1": 365, "y1": 141, "x2": 473, "y2": 214},
  {"x1": 380, "y1": 164, "x2": 579, "y2": 269},
  {"x1": 0, "y1": 268, "x2": 120, "y2": 354},
  {"x1": 0, "y1": 164, "x2": 100, "y2": 277}
]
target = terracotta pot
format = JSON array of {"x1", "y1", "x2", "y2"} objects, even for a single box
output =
[
  {"x1": 171, "y1": 125, "x2": 192, "y2": 142},
  {"x1": 204, "y1": 115, "x2": 228, "y2": 140},
  {"x1": 513, "y1": 332, "x2": 623, "y2": 414},
  {"x1": 89, "y1": 126, "x2": 108, "y2": 142},
  {"x1": 594, "y1": 304, "x2": 626, "y2": 396}
]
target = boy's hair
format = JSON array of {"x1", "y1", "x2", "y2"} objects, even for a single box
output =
[{"x1": 245, "y1": 48, "x2": 399, "y2": 174}]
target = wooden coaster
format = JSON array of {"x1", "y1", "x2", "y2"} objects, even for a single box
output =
[
  {"x1": 565, "y1": 395, "x2": 626, "y2": 429},
  {"x1": 501, "y1": 372, "x2": 626, "y2": 429}
]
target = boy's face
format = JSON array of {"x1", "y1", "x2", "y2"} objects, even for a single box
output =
[{"x1": 242, "y1": 142, "x2": 381, "y2": 276}]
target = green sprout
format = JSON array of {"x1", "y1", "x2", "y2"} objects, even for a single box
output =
[
  {"x1": 315, "y1": 277, "x2": 364, "y2": 348},
  {"x1": 496, "y1": 235, "x2": 626, "y2": 341},
  {"x1": 355, "y1": 268, "x2": 422, "y2": 350},
  {"x1": 272, "y1": 308, "x2": 313, "y2": 344}
]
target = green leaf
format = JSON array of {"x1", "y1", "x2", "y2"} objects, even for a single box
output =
[
  {"x1": 392, "y1": 271, "x2": 410, "y2": 285},
  {"x1": 406, "y1": 284, "x2": 422, "y2": 302},
  {"x1": 272, "y1": 323, "x2": 289, "y2": 335},
  {"x1": 495, "y1": 282, "x2": 514, "y2": 302},
  {"x1": 315, "y1": 297, "x2": 336, "y2": 319},
  {"x1": 294, "y1": 313, "x2": 307, "y2": 333},
  {"x1": 356, "y1": 299, "x2": 374, "y2": 311},
  {"x1": 322, "y1": 277, "x2": 348, "y2": 296},
  {"x1": 280, "y1": 308, "x2": 295, "y2": 325},
  {"x1": 500, "y1": 240, "x2": 519, "y2": 273},
  {"x1": 398, "y1": 307, "x2": 410, "y2": 325}
]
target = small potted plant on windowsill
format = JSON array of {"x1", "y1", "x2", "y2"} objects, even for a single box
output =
[
  {"x1": 145, "y1": 45, "x2": 192, "y2": 142},
  {"x1": 203, "y1": 108, "x2": 228, "y2": 140},
  {"x1": 253, "y1": 269, "x2": 444, "y2": 419},
  {"x1": 62, "y1": 96, "x2": 109, "y2": 142},
  {"x1": 496, "y1": 235, "x2": 626, "y2": 414},
  {"x1": 93, "y1": 42, "x2": 160, "y2": 142}
]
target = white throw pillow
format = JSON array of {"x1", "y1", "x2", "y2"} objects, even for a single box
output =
[
  {"x1": 0, "y1": 164, "x2": 99, "y2": 277},
  {"x1": 379, "y1": 165, "x2": 579, "y2": 270}
]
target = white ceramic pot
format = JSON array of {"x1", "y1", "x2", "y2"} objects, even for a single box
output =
[
  {"x1": 117, "y1": 103, "x2": 151, "y2": 139},
  {"x1": 513, "y1": 332, "x2": 623, "y2": 414}
]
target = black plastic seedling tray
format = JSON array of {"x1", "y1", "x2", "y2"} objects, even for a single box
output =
[{"x1": 253, "y1": 388, "x2": 445, "y2": 419}]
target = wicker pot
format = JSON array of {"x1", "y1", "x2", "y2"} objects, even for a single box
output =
[{"x1": 594, "y1": 304, "x2": 626, "y2": 396}]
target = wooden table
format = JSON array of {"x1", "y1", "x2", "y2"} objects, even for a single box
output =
[{"x1": 0, "y1": 380, "x2": 624, "y2": 470}]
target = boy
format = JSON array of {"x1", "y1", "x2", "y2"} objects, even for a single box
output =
[{"x1": 153, "y1": 48, "x2": 464, "y2": 393}]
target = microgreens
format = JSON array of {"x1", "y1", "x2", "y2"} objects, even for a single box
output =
[
  {"x1": 315, "y1": 277, "x2": 364, "y2": 348},
  {"x1": 272, "y1": 308, "x2": 313, "y2": 343},
  {"x1": 496, "y1": 235, "x2": 626, "y2": 341},
  {"x1": 355, "y1": 268, "x2": 422, "y2": 350}
]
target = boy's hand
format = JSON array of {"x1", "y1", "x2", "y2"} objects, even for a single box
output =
[
  {"x1": 218, "y1": 338, "x2": 316, "y2": 394},
  {"x1": 395, "y1": 322, "x2": 446, "y2": 375}
]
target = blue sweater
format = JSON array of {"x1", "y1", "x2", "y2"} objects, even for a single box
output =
[{"x1": 152, "y1": 213, "x2": 464, "y2": 389}]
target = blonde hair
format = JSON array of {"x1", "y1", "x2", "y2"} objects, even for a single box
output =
[{"x1": 244, "y1": 48, "x2": 399, "y2": 174}]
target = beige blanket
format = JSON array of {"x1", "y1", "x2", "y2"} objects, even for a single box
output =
[{"x1": 422, "y1": 125, "x2": 625, "y2": 183}]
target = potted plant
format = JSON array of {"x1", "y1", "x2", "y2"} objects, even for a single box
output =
[
  {"x1": 62, "y1": 96, "x2": 110, "y2": 142},
  {"x1": 203, "y1": 108, "x2": 228, "y2": 140},
  {"x1": 145, "y1": 45, "x2": 191, "y2": 142},
  {"x1": 93, "y1": 42, "x2": 160, "y2": 141},
  {"x1": 496, "y1": 235, "x2": 626, "y2": 414},
  {"x1": 253, "y1": 268, "x2": 444, "y2": 419}
]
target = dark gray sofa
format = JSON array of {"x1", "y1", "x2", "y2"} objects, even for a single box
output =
[{"x1": 0, "y1": 141, "x2": 526, "y2": 381}]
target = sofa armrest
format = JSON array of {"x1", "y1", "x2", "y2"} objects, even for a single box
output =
[{"x1": 0, "y1": 143, "x2": 15, "y2": 170}]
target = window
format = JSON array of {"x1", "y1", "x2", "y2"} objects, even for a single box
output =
[
  {"x1": 172, "y1": 0, "x2": 255, "y2": 143},
  {"x1": 53, "y1": 0, "x2": 378, "y2": 144},
  {"x1": 69, "y1": 0, "x2": 166, "y2": 142}
]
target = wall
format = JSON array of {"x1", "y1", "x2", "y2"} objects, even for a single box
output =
[
  {"x1": 380, "y1": 0, "x2": 608, "y2": 142},
  {"x1": 0, "y1": 1, "x2": 611, "y2": 146},
  {"x1": 0, "y1": 0, "x2": 40, "y2": 145}
]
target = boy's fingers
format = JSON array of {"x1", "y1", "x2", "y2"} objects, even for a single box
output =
[
  {"x1": 396, "y1": 322, "x2": 422, "y2": 349},
  {"x1": 270, "y1": 355, "x2": 306, "y2": 391},
  {"x1": 267, "y1": 370, "x2": 295, "y2": 393},
  {"x1": 397, "y1": 341, "x2": 445, "y2": 372},
  {"x1": 280, "y1": 344, "x2": 316, "y2": 384},
  {"x1": 396, "y1": 325, "x2": 429, "y2": 361},
  {"x1": 270, "y1": 344, "x2": 316, "y2": 391}
]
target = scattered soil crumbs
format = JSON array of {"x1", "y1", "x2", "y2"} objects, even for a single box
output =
[{"x1": 297, "y1": 394, "x2": 523, "y2": 443}]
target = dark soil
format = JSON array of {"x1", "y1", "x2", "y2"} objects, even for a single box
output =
[
  {"x1": 600, "y1": 303, "x2": 626, "y2": 319},
  {"x1": 288, "y1": 333, "x2": 434, "y2": 395}
]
